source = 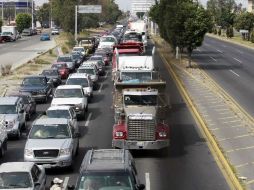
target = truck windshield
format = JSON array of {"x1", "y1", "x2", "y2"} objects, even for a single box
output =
[
  {"x1": 0, "y1": 105, "x2": 17, "y2": 114},
  {"x1": 54, "y1": 88, "x2": 83, "y2": 98},
  {"x1": 57, "y1": 56, "x2": 72, "y2": 62},
  {"x1": 123, "y1": 33, "x2": 142, "y2": 42},
  {"x1": 47, "y1": 110, "x2": 71, "y2": 119},
  {"x1": 22, "y1": 77, "x2": 46, "y2": 86},
  {"x1": 66, "y1": 78, "x2": 89, "y2": 87},
  {"x1": 121, "y1": 72, "x2": 151, "y2": 82},
  {"x1": 77, "y1": 172, "x2": 134, "y2": 190},
  {"x1": 29, "y1": 124, "x2": 71, "y2": 139},
  {"x1": 0, "y1": 172, "x2": 32, "y2": 189},
  {"x1": 124, "y1": 95, "x2": 157, "y2": 106}
]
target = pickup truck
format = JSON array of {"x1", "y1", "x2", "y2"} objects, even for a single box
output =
[
  {"x1": 24, "y1": 118, "x2": 79, "y2": 169},
  {"x1": 19, "y1": 75, "x2": 53, "y2": 103}
]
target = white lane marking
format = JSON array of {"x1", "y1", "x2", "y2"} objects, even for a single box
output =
[
  {"x1": 216, "y1": 49, "x2": 223, "y2": 53},
  {"x1": 210, "y1": 56, "x2": 217, "y2": 62},
  {"x1": 103, "y1": 71, "x2": 108, "y2": 78},
  {"x1": 230, "y1": 70, "x2": 240, "y2": 77},
  {"x1": 233, "y1": 57, "x2": 242, "y2": 63},
  {"x1": 85, "y1": 113, "x2": 92, "y2": 127},
  {"x1": 145, "y1": 173, "x2": 150, "y2": 190},
  {"x1": 98, "y1": 84, "x2": 103, "y2": 93},
  {"x1": 62, "y1": 177, "x2": 69, "y2": 190}
]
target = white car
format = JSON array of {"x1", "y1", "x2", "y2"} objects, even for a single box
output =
[
  {"x1": 66, "y1": 73, "x2": 93, "y2": 99},
  {"x1": 98, "y1": 35, "x2": 117, "y2": 49},
  {"x1": 77, "y1": 64, "x2": 99, "y2": 88},
  {"x1": 46, "y1": 106, "x2": 78, "y2": 129},
  {"x1": 51, "y1": 85, "x2": 88, "y2": 118},
  {"x1": 51, "y1": 28, "x2": 59, "y2": 35},
  {"x1": 73, "y1": 46, "x2": 87, "y2": 56},
  {"x1": 0, "y1": 162, "x2": 46, "y2": 190}
]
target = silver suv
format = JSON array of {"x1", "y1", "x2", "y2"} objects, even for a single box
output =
[
  {"x1": 0, "y1": 97, "x2": 26, "y2": 139},
  {"x1": 24, "y1": 118, "x2": 79, "y2": 169},
  {"x1": 73, "y1": 149, "x2": 145, "y2": 190}
]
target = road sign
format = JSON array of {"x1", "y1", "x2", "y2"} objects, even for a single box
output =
[{"x1": 78, "y1": 5, "x2": 102, "y2": 14}]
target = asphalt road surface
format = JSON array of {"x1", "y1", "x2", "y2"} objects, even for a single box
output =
[
  {"x1": 193, "y1": 36, "x2": 254, "y2": 117},
  {"x1": 0, "y1": 41, "x2": 230, "y2": 190}
]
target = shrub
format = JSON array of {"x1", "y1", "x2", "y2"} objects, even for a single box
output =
[
  {"x1": 250, "y1": 32, "x2": 254, "y2": 43},
  {"x1": 218, "y1": 28, "x2": 221, "y2": 36},
  {"x1": 35, "y1": 59, "x2": 50, "y2": 65},
  {"x1": 0, "y1": 64, "x2": 12, "y2": 76},
  {"x1": 213, "y1": 28, "x2": 217, "y2": 35}
]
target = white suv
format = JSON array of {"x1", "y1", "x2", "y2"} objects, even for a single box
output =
[
  {"x1": 77, "y1": 64, "x2": 99, "y2": 89},
  {"x1": 66, "y1": 73, "x2": 93, "y2": 100}
]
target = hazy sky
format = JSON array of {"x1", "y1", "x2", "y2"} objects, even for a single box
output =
[{"x1": 36, "y1": 0, "x2": 248, "y2": 9}]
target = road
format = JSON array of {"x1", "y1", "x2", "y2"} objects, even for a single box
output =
[
  {"x1": 0, "y1": 34, "x2": 56, "y2": 70},
  {"x1": 0, "y1": 41, "x2": 230, "y2": 190},
  {"x1": 193, "y1": 36, "x2": 254, "y2": 117}
]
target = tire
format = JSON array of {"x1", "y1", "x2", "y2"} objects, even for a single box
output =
[
  {"x1": 0, "y1": 142, "x2": 6, "y2": 157},
  {"x1": 75, "y1": 141, "x2": 79, "y2": 156}
]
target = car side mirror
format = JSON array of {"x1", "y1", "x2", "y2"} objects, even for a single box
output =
[
  {"x1": 137, "y1": 184, "x2": 145, "y2": 190},
  {"x1": 67, "y1": 185, "x2": 75, "y2": 190}
]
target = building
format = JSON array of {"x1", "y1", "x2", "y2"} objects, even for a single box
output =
[
  {"x1": 131, "y1": 0, "x2": 156, "y2": 14},
  {"x1": 248, "y1": 0, "x2": 254, "y2": 12}
]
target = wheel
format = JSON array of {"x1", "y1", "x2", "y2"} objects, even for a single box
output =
[
  {"x1": 0, "y1": 142, "x2": 6, "y2": 157},
  {"x1": 75, "y1": 141, "x2": 79, "y2": 156}
]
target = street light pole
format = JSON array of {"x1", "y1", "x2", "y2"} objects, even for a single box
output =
[
  {"x1": 75, "y1": 5, "x2": 77, "y2": 43},
  {"x1": 31, "y1": 0, "x2": 34, "y2": 29},
  {"x1": 1, "y1": 0, "x2": 4, "y2": 20}
]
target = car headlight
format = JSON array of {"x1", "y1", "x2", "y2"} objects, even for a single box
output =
[
  {"x1": 115, "y1": 131, "x2": 124, "y2": 137},
  {"x1": 159, "y1": 131, "x2": 167, "y2": 138},
  {"x1": 24, "y1": 149, "x2": 33, "y2": 156},
  {"x1": 59, "y1": 148, "x2": 71, "y2": 156}
]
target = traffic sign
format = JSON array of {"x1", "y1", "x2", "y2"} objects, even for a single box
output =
[{"x1": 78, "y1": 5, "x2": 102, "y2": 14}]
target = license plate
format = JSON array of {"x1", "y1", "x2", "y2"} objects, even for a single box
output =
[{"x1": 137, "y1": 142, "x2": 144, "y2": 147}]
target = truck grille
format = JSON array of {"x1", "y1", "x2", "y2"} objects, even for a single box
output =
[
  {"x1": 127, "y1": 118, "x2": 156, "y2": 141},
  {"x1": 34, "y1": 149, "x2": 59, "y2": 158}
]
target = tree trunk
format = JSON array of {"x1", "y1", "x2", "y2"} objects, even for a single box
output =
[{"x1": 187, "y1": 49, "x2": 192, "y2": 68}]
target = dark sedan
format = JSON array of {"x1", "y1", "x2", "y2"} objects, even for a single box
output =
[
  {"x1": 41, "y1": 69, "x2": 62, "y2": 87},
  {"x1": 9, "y1": 92, "x2": 36, "y2": 121}
]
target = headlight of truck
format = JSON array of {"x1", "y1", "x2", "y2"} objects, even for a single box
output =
[
  {"x1": 24, "y1": 149, "x2": 33, "y2": 156},
  {"x1": 159, "y1": 131, "x2": 167, "y2": 138},
  {"x1": 8, "y1": 120, "x2": 15, "y2": 128},
  {"x1": 115, "y1": 131, "x2": 124, "y2": 137},
  {"x1": 59, "y1": 148, "x2": 71, "y2": 156}
]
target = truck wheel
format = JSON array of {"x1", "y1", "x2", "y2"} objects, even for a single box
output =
[{"x1": 0, "y1": 142, "x2": 5, "y2": 157}]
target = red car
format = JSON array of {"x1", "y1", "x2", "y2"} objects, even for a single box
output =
[{"x1": 51, "y1": 62, "x2": 69, "y2": 79}]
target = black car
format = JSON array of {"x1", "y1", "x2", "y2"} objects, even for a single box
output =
[
  {"x1": 19, "y1": 75, "x2": 53, "y2": 103},
  {"x1": 9, "y1": 92, "x2": 36, "y2": 121},
  {"x1": 71, "y1": 52, "x2": 83, "y2": 68},
  {"x1": 41, "y1": 69, "x2": 62, "y2": 87}
]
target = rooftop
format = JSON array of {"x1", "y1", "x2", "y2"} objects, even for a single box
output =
[
  {"x1": 0, "y1": 97, "x2": 19, "y2": 105},
  {"x1": 34, "y1": 117, "x2": 69, "y2": 125},
  {"x1": 0, "y1": 162, "x2": 34, "y2": 173}
]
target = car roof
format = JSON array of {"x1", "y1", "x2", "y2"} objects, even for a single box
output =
[
  {"x1": 0, "y1": 162, "x2": 34, "y2": 173},
  {"x1": 79, "y1": 64, "x2": 96, "y2": 69},
  {"x1": 47, "y1": 106, "x2": 72, "y2": 111},
  {"x1": 80, "y1": 149, "x2": 132, "y2": 172},
  {"x1": 8, "y1": 92, "x2": 32, "y2": 98},
  {"x1": 68, "y1": 73, "x2": 89, "y2": 79},
  {"x1": 56, "y1": 85, "x2": 82, "y2": 89},
  {"x1": 0, "y1": 97, "x2": 19, "y2": 105},
  {"x1": 23, "y1": 75, "x2": 45, "y2": 79},
  {"x1": 34, "y1": 118, "x2": 69, "y2": 125}
]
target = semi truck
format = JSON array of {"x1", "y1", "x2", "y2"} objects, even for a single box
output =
[{"x1": 112, "y1": 49, "x2": 170, "y2": 150}]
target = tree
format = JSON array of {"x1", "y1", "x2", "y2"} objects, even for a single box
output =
[
  {"x1": 15, "y1": 13, "x2": 32, "y2": 33},
  {"x1": 36, "y1": 3, "x2": 50, "y2": 27},
  {"x1": 0, "y1": 19, "x2": 3, "y2": 31},
  {"x1": 234, "y1": 12, "x2": 254, "y2": 40},
  {"x1": 136, "y1": 12, "x2": 145, "y2": 19}
]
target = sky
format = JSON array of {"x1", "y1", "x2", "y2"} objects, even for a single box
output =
[{"x1": 36, "y1": 0, "x2": 248, "y2": 9}]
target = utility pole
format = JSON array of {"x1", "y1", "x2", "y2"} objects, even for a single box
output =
[
  {"x1": 75, "y1": 5, "x2": 77, "y2": 42},
  {"x1": 1, "y1": 0, "x2": 3, "y2": 21},
  {"x1": 31, "y1": 0, "x2": 34, "y2": 29}
]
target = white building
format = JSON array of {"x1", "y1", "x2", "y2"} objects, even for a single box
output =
[
  {"x1": 131, "y1": 0, "x2": 156, "y2": 14},
  {"x1": 248, "y1": 0, "x2": 254, "y2": 12}
]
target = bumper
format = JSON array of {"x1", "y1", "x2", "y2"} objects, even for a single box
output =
[
  {"x1": 112, "y1": 139, "x2": 169, "y2": 150},
  {"x1": 24, "y1": 155, "x2": 72, "y2": 169},
  {"x1": 6, "y1": 128, "x2": 19, "y2": 136}
]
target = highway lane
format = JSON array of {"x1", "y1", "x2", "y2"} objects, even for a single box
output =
[
  {"x1": 193, "y1": 36, "x2": 254, "y2": 117},
  {"x1": 0, "y1": 34, "x2": 56, "y2": 69},
  {"x1": 0, "y1": 41, "x2": 230, "y2": 190}
]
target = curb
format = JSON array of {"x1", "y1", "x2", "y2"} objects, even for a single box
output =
[{"x1": 154, "y1": 37, "x2": 243, "y2": 190}]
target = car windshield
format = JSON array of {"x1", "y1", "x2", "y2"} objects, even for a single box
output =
[
  {"x1": 47, "y1": 110, "x2": 71, "y2": 119},
  {"x1": 0, "y1": 172, "x2": 32, "y2": 189},
  {"x1": 57, "y1": 56, "x2": 72, "y2": 62},
  {"x1": 101, "y1": 37, "x2": 115, "y2": 42},
  {"x1": 54, "y1": 88, "x2": 83, "y2": 98},
  {"x1": 90, "y1": 56, "x2": 102, "y2": 61},
  {"x1": 121, "y1": 72, "x2": 151, "y2": 82},
  {"x1": 0, "y1": 105, "x2": 17, "y2": 114},
  {"x1": 78, "y1": 68, "x2": 95, "y2": 75},
  {"x1": 124, "y1": 95, "x2": 157, "y2": 106},
  {"x1": 52, "y1": 64, "x2": 65, "y2": 69},
  {"x1": 1, "y1": 32, "x2": 12, "y2": 36},
  {"x1": 81, "y1": 40, "x2": 91, "y2": 44},
  {"x1": 123, "y1": 33, "x2": 142, "y2": 42},
  {"x1": 77, "y1": 172, "x2": 134, "y2": 190},
  {"x1": 29, "y1": 124, "x2": 71, "y2": 139},
  {"x1": 42, "y1": 70, "x2": 58, "y2": 76},
  {"x1": 73, "y1": 48, "x2": 84, "y2": 52},
  {"x1": 66, "y1": 78, "x2": 89, "y2": 87},
  {"x1": 72, "y1": 54, "x2": 80, "y2": 59},
  {"x1": 22, "y1": 77, "x2": 46, "y2": 86}
]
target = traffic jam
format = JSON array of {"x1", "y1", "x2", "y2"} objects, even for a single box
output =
[{"x1": 0, "y1": 18, "x2": 170, "y2": 190}]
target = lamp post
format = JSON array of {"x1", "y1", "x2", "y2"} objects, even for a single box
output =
[
  {"x1": 31, "y1": 0, "x2": 34, "y2": 29},
  {"x1": 1, "y1": 0, "x2": 4, "y2": 20}
]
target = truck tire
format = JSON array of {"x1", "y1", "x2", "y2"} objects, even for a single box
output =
[{"x1": 0, "y1": 141, "x2": 6, "y2": 157}]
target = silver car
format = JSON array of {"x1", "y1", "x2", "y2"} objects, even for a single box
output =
[
  {"x1": 24, "y1": 118, "x2": 79, "y2": 169},
  {"x1": 0, "y1": 162, "x2": 46, "y2": 190}
]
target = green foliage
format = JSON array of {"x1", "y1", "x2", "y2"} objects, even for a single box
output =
[
  {"x1": 0, "y1": 19, "x2": 3, "y2": 31},
  {"x1": 149, "y1": 0, "x2": 212, "y2": 67},
  {"x1": 36, "y1": 3, "x2": 50, "y2": 27},
  {"x1": 226, "y1": 25, "x2": 234, "y2": 38},
  {"x1": 218, "y1": 28, "x2": 221, "y2": 36},
  {"x1": 15, "y1": 13, "x2": 32, "y2": 33},
  {"x1": 234, "y1": 12, "x2": 254, "y2": 32},
  {"x1": 250, "y1": 31, "x2": 254, "y2": 43},
  {"x1": 35, "y1": 59, "x2": 50, "y2": 65}
]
